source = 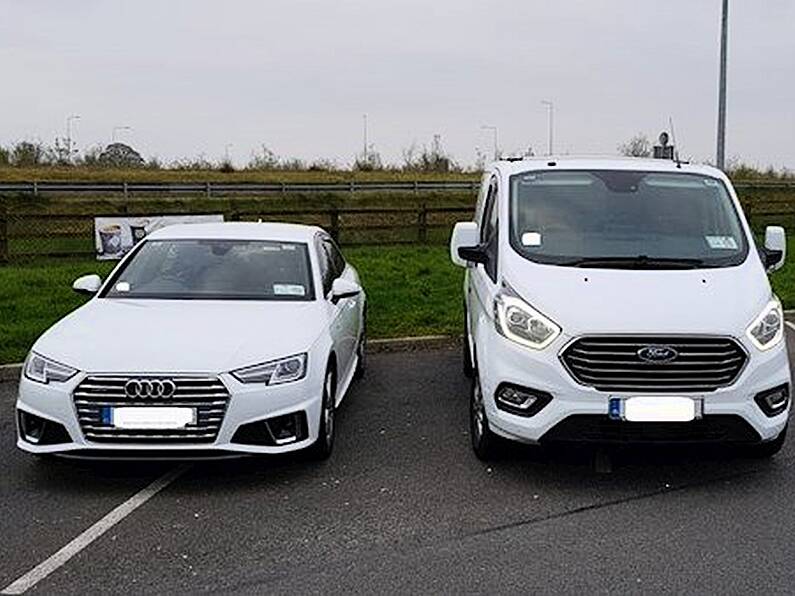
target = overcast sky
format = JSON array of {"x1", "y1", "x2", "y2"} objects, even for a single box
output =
[{"x1": 2, "y1": 0, "x2": 793, "y2": 169}]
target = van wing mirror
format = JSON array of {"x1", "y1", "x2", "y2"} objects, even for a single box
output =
[
  {"x1": 72, "y1": 274, "x2": 103, "y2": 295},
  {"x1": 763, "y1": 226, "x2": 786, "y2": 272},
  {"x1": 450, "y1": 222, "x2": 482, "y2": 267}
]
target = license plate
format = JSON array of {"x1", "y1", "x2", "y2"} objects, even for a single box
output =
[
  {"x1": 609, "y1": 396, "x2": 699, "y2": 422},
  {"x1": 108, "y1": 407, "x2": 196, "y2": 429}
]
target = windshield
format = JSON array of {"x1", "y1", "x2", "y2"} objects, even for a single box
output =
[
  {"x1": 509, "y1": 170, "x2": 749, "y2": 269},
  {"x1": 102, "y1": 239, "x2": 314, "y2": 300}
]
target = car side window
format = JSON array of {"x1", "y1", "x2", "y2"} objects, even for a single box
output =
[
  {"x1": 315, "y1": 237, "x2": 335, "y2": 296},
  {"x1": 480, "y1": 178, "x2": 499, "y2": 282},
  {"x1": 323, "y1": 238, "x2": 346, "y2": 278}
]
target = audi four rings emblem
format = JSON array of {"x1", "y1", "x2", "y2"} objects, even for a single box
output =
[{"x1": 124, "y1": 378, "x2": 177, "y2": 399}]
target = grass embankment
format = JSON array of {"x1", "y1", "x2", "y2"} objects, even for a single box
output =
[
  {"x1": 0, "y1": 246, "x2": 463, "y2": 364},
  {"x1": 0, "y1": 166, "x2": 478, "y2": 184},
  {"x1": 3, "y1": 241, "x2": 795, "y2": 365}
]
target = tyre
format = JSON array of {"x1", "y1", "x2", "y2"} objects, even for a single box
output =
[
  {"x1": 462, "y1": 308, "x2": 474, "y2": 378},
  {"x1": 354, "y1": 310, "x2": 366, "y2": 380},
  {"x1": 746, "y1": 425, "x2": 787, "y2": 459},
  {"x1": 471, "y1": 372, "x2": 499, "y2": 460},
  {"x1": 307, "y1": 366, "x2": 336, "y2": 460}
]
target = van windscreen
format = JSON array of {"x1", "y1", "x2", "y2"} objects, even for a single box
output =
[{"x1": 509, "y1": 170, "x2": 749, "y2": 269}]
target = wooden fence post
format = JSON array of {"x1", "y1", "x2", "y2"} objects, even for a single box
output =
[
  {"x1": 206, "y1": 182, "x2": 212, "y2": 198},
  {"x1": 418, "y1": 203, "x2": 428, "y2": 244},
  {"x1": 330, "y1": 207, "x2": 340, "y2": 243},
  {"x1": 0, "y1": 203, "x2": 9, "y2": 264}
]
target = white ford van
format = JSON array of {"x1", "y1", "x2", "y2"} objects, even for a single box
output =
[{"x1": 451, "y1": 158, "x2": 790, "y2": 460}]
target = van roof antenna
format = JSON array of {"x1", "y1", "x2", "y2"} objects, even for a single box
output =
[{"x1": 669, "y1": 116, "x2": 682, "y2": 169}]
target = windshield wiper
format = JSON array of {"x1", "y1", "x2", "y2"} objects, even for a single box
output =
[{"x1": 557, "y1": 255, "x2": 707, "y2": 269}]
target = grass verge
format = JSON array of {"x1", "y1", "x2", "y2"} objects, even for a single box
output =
[{"x1": 2, "y1": 241, "x2": 795, "y2": 365}]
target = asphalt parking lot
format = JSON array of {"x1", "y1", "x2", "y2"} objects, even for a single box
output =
[{"x1": 2, "y1": 334, "x2": 795, "y2": 595}]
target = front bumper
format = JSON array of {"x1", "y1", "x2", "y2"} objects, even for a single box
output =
[
  {"x1": 478, "y1": 328, "x2": 791, "y2": 445},
  {"x1": 15, "y1": 370, "x2": 324, "y2": 457}
]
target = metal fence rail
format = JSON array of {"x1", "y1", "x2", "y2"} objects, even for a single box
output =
[
  {"x1": 0, "y1": 179, "x2": 794, "y2": 197},
  {"x1": 0, "y1": 180, "x2": 480, "y2": 197}
]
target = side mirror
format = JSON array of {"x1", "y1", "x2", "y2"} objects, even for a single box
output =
[
  {"x1": 330, "y1": 278, "x2": 361, "y2": 304},
  {"x1": 763, "y1": 226, "x2": 786, "y2": 272},
  {"x1": 72, "y1": 274, "x2": 102, "y2": 295},
  {"x1": 450, "y1": 222, "x2": 481, "y2": 267}
]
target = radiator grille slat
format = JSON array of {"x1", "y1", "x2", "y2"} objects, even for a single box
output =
[
  {"x1": 560, "y1": 336, "x2": 747, "y2": 393},
  {"x1": 73, "y1": 375, "x2": 230, "y2": 443}
]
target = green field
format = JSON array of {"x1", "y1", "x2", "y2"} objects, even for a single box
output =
[{"x1": 2, "y1": 242, "x2": 795, "y2": 365}]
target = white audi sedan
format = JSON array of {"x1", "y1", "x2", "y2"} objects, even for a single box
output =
[{"x1": 16, "y1": 222, "x2": 366, "y2": 460}]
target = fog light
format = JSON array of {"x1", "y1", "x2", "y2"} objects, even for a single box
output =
[
  {"x1": 494, "y1": 384, "x2": 552, "y2": 417},
  {"x1": 265, "y1": 412, "x2": 308, "y2": 445},
  {"x1": 755, "y1": 384, "x2": 790, "y2": 417},
  {"x1": 18, "y1": 410, "x2": 46, "y2": 444}
]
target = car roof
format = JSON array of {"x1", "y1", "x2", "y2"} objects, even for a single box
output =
[
  {"x1": 490, "y1": 156, "x2": 727, "y2": 179},
  {"x1": 146, "y1": 221, "x2": 325, "y2": 243}
]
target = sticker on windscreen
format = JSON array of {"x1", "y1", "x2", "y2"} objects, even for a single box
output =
[
  {"x1": 273, "y1": 284, "x2": 306, "y2": 296},
  {"x1": 705, "y1": 235, "x2": 738, "y2": 250},
  {"x1": 115, "y1": 281, "x2": 131, "y2": 292},
  {"x1": 521, "y1": 231, "x2": 542, "y2": 247}
]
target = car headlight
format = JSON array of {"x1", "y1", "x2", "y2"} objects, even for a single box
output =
[
  {"x1": 746, "y1": 299, "x2": 784, "y2": 351},
  {"x1": 231, "y1": 353, "x2": 308, "y2": 385},
  {"x1": 24, "y1": 352, "x2": 78, "y2": 384},
  {"x1": 493, "y1": 287, "x2": 561, "y2": 350}
]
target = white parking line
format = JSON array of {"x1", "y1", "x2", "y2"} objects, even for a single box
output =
[{"x1": 1, "y1": 465, "x2": 190, "y2": 595}]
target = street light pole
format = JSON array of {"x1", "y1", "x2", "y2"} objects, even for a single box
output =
[
  {"x1": 716, "y1": 0, "x2": 729, "y2": 170},
  {"x1": 66, "y1": 115, "x2": 80, "y2": 163},
  {"x1": 112, "y1": 126, "x2": 132, "y2": 144},
  {"x1": 363, "y1": 114, "x2": 368, "y2": 161},
  {"x1": 481, "y1": 125, "x2": 499, "y2": 160},
  {"x1": 541, "y1": 101, "x2": 554, "y2": 156},
  {"x1": 225, "y1": 144, "x2": 233, "y2": 163}
]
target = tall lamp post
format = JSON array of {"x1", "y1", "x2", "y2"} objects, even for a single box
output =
[
  {"x1": 362, "y1": 114, "x2": 368, "y2": 162},
  {"x1": 716, "y1": 0, "x2": 729, "y2": 170},
  {"x1": 481, "y1": 125, "x2": 499, "y2": 160},
  {"x1": 66, "y1": 115, "x2": 80, "y2": 163},
  {"x1": 541, "y1": 100, "x2": 554, "y2": 156}
]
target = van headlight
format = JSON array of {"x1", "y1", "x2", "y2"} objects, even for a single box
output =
[
  {"x1": 494, "y1": 288, "x2": 561, "y2": 350},
  {"x1": 746, "y1": 299, "x2": 784, "y2": 351},
  {"x1": 24, "y1": 352, "x2": 78, "y2": 384},
  {"x1": 232, "y1": 354, "x2": 307, "y2": 385}
]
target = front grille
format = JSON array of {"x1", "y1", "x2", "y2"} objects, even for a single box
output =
[
  {"x1": 560, "y1": 336, "x2": 747, "y2": 393},
  {"x1": 73, "y1": 376, "x2": 229, "y2": 443}
]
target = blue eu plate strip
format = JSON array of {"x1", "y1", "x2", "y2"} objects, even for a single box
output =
[
  {"x1": 100, "y1": 407, "x2": 113, "y2": 425},
  {"x1": 608, "y1": 398, "x2": 622, "y2": 421}
]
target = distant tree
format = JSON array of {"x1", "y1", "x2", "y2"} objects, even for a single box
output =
[
  {"x1": 618, "y1": 134, "x2": 652, "y2": 158},
  {"x1": 0, "y1": 145, "x2": 9, "y2": 166},
  {"x1": 98, "y1": 143, "x2": 145, "y2": 168},
  {"x1": 401, "y1": 137, "x2": 459, "y2": 173},
  {"x1": 80, "y1": 145, "x2": 104, "y2": 167},
  {"x1": 145, "y1": 156, "x2": 163, "y2": 170},
  {"x1": 354, "y1": 144, "x2": 383, "y2": 171},
  {"x1": 247, "y1": 146, "x2": 280, "y2": 170},
  {"x1": 10, "y1": 141, "x2": 48, "y2": 166}
]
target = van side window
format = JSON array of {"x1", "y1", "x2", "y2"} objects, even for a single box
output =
[{"x1": 480, "y1": 178, "x2": 499, "y2": 282}]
